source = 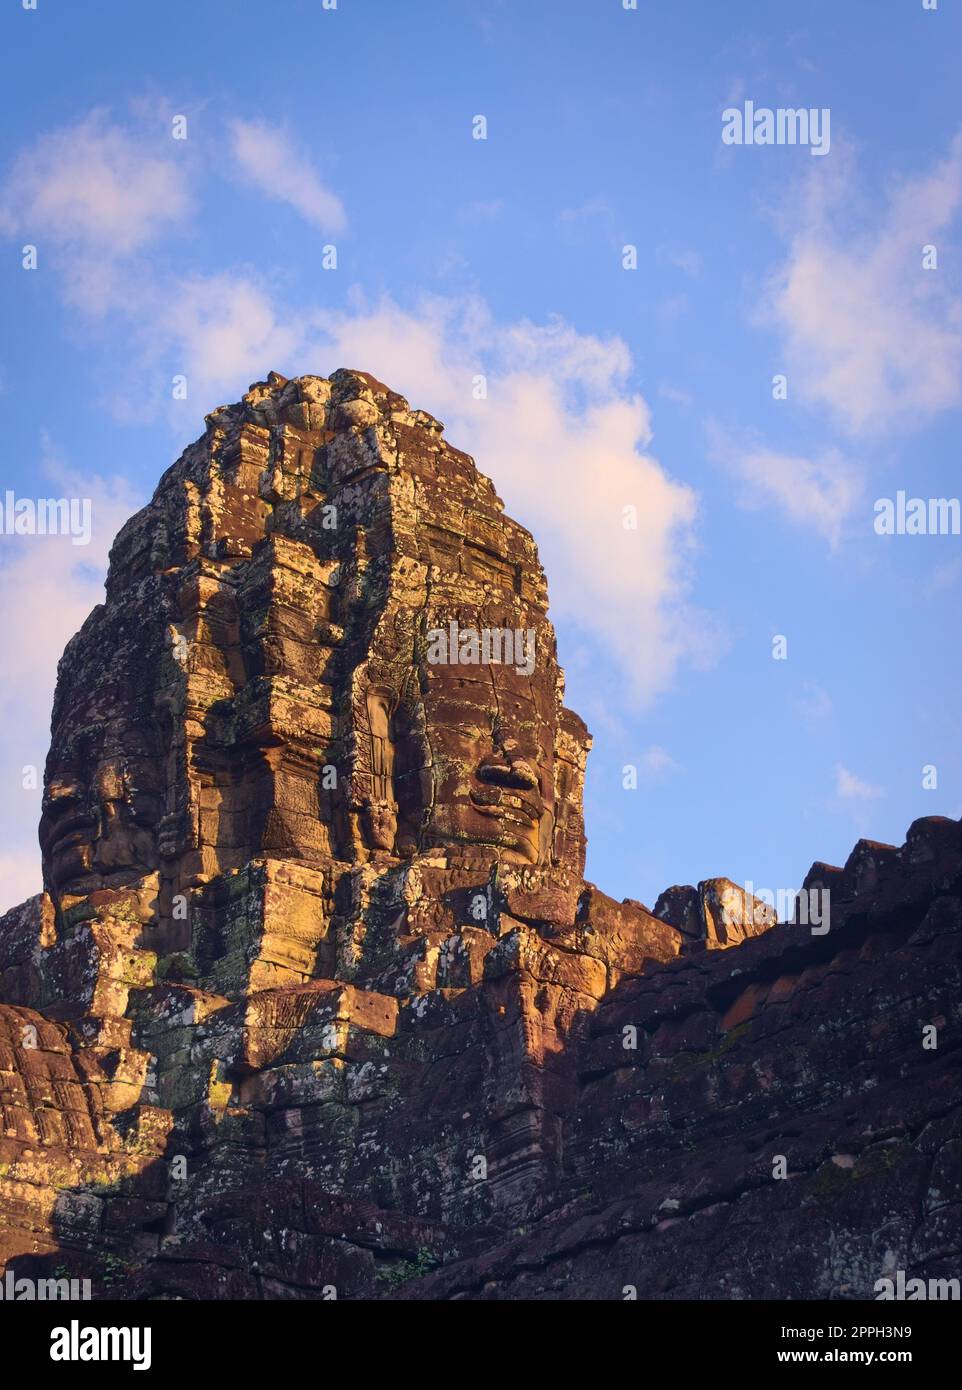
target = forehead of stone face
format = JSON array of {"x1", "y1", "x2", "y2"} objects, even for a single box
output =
[
  {"x1": 396, "y1": 430, "x2": 549, "y2": 603},
  {"x1": 422, "y1": 652, "x2": 552, "y2": 729},
  {"x1": 419, "y1": 603, "x2": 557, "y2": 758}
]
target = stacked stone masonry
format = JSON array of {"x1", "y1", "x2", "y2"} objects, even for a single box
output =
[{"x1": 0, "y1": 371, "x2": 958, "y2": 1299}]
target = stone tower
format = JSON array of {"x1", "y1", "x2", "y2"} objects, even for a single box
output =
[{"x1": 3, "y1": 371, "x2": 949, "y2": 1302}]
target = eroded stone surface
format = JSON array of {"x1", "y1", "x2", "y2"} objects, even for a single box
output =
[{"x1": 0, "y1": 371, "x2": 958, "y2": 1300}]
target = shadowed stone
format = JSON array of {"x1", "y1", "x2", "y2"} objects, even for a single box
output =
[{"x1": 1, "y1": 371, "x2": 958, "y2": 1301}]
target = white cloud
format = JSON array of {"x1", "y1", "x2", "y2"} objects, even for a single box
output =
[
  {"x1": 709, "y1": 136, "x2": 961, "y2": 544},
  {"x1": 925, "y1": 554, "x2": 962, "y2": 596},
  {"x1": 0, "y1": 110, "x2": 190, "y2": 314},
  {"x1": 710, "y1": 425, "x2": 861, "y2": 547},
  {"x1": 459, "y1": 198, "x2": 504, "y2": 223},
  {"x1": 0, "y1": 109, "x2": 189, "y2": 252},
  {"x1": 835, "y1": 764, "x2": 883, "y2": 800},
  {"x1": 0, "y1": 193, "x2": 706, "y2": 705},
  {"x1": 639, "y1": 745, "x2": 680, "y2": 780},
  {"x1": 156, "y1": 272, "x2": 307, "y2": 401},
  {"x1": 659, "y1": 382, "x2": 693, "y2": 407},
  {"x1": 301, "y1": 296, "x2": 702, "y2": 704},
  {"x1": 227, "y1": 119, "x2": 346, "y2": 234},
  {"x1": 93, "y1": 280, "x2": 704, "y2": 705},
  {"x1": 558, "y1": 196, "x2": 613, "y2": 224},
  {"x1": 0, "y1": 288, "x2": 703, "y2": 913},
  {"x1": 663, "y1": 248, "x2": 702, "y2": 277},
  {"x1": 0, "y1": 110, "x2": 702, "y2": 710},
  {"x1": 764, "y1": 131, "x2": 962, "y2": 434},
  {"x1": 794, "y1": 680, "x2": 832, "y2": 722},
  {"x1": 0, "y1": 110, "x2": 347, "y2": 324}
]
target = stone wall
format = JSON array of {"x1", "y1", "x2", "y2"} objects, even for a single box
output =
[{"x1": 1, "y1": 372, "x2": 957, "y2": 1300}]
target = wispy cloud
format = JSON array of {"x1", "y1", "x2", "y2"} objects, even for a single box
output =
[
  {"x1": 794, "y1": 680, "x2": 832, "y2": 722},
  {"x1": 835, "y1": 764, "x2": 884, "y2": 801},
  {"x1": 0, "y1": 110, "x2": 706, "y2": 709},
  {"x1": 658, "y1": 382, "x2": 693, "y2": 407},
  {"x1": 711, "y1": 133, "x2": 961, "y2": 547},
  {"x1": 302, "y1": 296, "x2": 704, "y2": 705},
  {"x1": 638, "y1": 745, "x2": 681, "y2": 781},
  {"x1": 763, "y1": 131, "x2": 962, "y2": 434},
  {"x1": 558, "y1": 195, "x2": 613, "y2": 225},
  {"x1": 661, "y1": 247, "x2": 702, "y2": 278},
  {"x1": 227, "y1": 119, "x2": 346, "y2": 234},
  {"x1": 709, "y1": 424, "x2": 861, "y2": 547},
  {"x1": 0, "y1": 110, "x2": 190, "y2": 313},
  {"x1": 154, "y1": 271, "x2": 306, "y2": 401},
  {"x1": 91, "y1": 275, "x2": 705, "y2": 707},
  {"x1": 458, "y1": 198, "x2": 504, "y2": 223},
  {"x1": 0, "y1": 109, "x2": 189, "y2": 253}
]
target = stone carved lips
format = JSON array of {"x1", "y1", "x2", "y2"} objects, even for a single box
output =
[
  {"x1": 452, "y1": 774, "x2": 545, "y2": 863},
  {"x1": 42, "y1": 759, "x2": 160, "y2": 894},
  {"x1": 41, "y1": 779, "x2": 97, "y2": 889},
  {"x1": 470, "y1": 747, "x2": 544, "y2": 854},
  {"x1": 472, "y1": 762, "x2": 543, "y2": 819}
]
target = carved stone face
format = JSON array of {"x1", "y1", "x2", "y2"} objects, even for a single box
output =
[
  {"x1": 36, "y1": 371, "x2": 588, "y2": 911},
  {"x1": 41, "y1": 748, "x2": 160, "y2": 897},
  {"x1": 417, "y1": 612, "x2": 558, "y2": 866},
  {"x1": 42, "y1": 757, "x2": 99, "y2": 894}
]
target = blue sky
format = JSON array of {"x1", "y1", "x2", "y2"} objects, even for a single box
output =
[{"x1": 1, "y1": 0, "x2": 960, "y2": 911}]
